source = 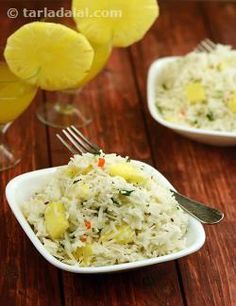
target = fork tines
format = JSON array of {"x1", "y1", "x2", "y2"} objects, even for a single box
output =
[
  {"x1": 56, "y1": 125, "x2": 101, "y2": 155},
  {"x1": 195, "y1": 38, "x2": 216, "y2": 53}
]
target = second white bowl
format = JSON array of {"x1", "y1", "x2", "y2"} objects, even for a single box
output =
[{"x1": 147, "y1": 57, "x2": 236, "y2": 146}]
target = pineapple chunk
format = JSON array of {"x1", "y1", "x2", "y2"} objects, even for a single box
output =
[
  {"x1": 164, "y1": 116, "x2": 177, "y2": 123},
  {"x1": 216, "y1": 62, "x2": 227, "y2": 71},
  {"x1": 77, "y1": 182, "x2": 89, "y2": 201},
  {"x1": 108, "y1": 162, "x2": 147, "y2": 185},
  {"x1": 73, "y1": 245, "x2": 93, "y2": 266},
  {"x1": 185, "y1": 82, "x2": 206, "y2": 104},
  {"x1": 115, "y1": 225, "x2": 135, "y2": 244},
  {"x1": 228, "y1": 92, "x2": 236, "y2": 113},
  {"x1": 45, "y1": 202, "x2": 69, "y2": 239},
  {"x1": 64, "y1": 166, "x2": 80, "y2": 178},
  {"x1": 101, "y1": 225, "x2": 135, "y2": 244},
  {"x1": 81, "y1": 165, "x2": 93, "y2": 175},
  {"x1": 64, "y1": 165, "x2": 92, "y2": 178}
]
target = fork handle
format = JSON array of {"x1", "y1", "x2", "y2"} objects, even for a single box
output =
[{"x1": 172, "y1": 191, "x2": 224, "y2": 224}]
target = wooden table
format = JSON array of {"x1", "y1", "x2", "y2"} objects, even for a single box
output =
[{"x1": 0, "y1": 1, "x2": 235, "y2": 305}]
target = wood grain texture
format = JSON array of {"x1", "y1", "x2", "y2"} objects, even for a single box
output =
[
  {"x1": 0, "y1": 94, "x2": 63, "y2": 306},
  {"x1": 0, "y1": 1, "x2": 236, "y2": 306},
  {"x1": 130, "y1": 1, "x2": 236, "y2": 306},
  {"x1": 0, "y1": 4, "x2": 63, "y2": 305}
]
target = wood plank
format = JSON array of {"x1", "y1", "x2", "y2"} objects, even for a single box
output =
[
  {"x1": 130, "y1": 1, "x2": 236, "y2": 306},
  {"x1": 0, "y1": 95, "x2": 63, "y2": 306},
  {"x1": 46, "y1": 48, "x2": 184, "y2": 305},
  {"x1": 181, "y1": 3, "x2": 236, "y2": 306},
  {"x1": 202, "y1": 1, "x2": 236, "y2": 47},
  {"x1": 0, "y1": 5, "x2": 63, "y2": 304}
]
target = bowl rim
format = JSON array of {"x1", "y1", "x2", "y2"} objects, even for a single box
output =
[
  {"x1": 5, "y1": 162, "x2": 206, "y2": 274},
  {"x1": 147, "y1": 56, "x2": 236, "y2": 139}
]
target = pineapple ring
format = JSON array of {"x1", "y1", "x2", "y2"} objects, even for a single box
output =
[
  {"x1": 75, "y1": 41, "x2": 112, "y2": 88},
  {"x1": 4, "y1": 22, "x2": 94, "y2": 91},
  {"x1": 0, "y1": 63, "x2": 37, "y2": 124},
  {"x1": 72, "y1": 0, "x2": 159, "y2": 47}
]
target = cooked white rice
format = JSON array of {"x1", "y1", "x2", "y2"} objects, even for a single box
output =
[
  {"x1": 155, "y1": 44, "x2": 236, "y2": 132},
  {"x1": 23, "y1": 153, "x2": 188, "y2": 267}
]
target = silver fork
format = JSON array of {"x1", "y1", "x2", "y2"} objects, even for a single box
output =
[
  {"x1": 195, "y1": 38, "x2": 217, "y2": 53},
  {"x1": 57, "y1": 126, "x2": 224, "y2": 225}
]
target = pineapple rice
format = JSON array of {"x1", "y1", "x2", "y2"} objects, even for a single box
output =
[
  {"x1": 23, "y1": 153, "x2": 188, "y2": 267},
  {"x1": 156, "y1": 44, "x2": 236, "y2": 132}
]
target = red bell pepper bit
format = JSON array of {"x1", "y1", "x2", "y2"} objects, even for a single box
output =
[{"x1": 98, "y1": 158, "x2": 105, "y2": 168}]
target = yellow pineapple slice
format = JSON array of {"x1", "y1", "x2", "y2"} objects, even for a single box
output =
[
  {"x1": 44, "y1": 202, "x2": 69, "y2": 239},
  {"x1": 75, "y1": 41, "x2": 112, "y2": 87},
  {"x1": 4, "y1": 22, "x2": 94, "y2": 91},
  {"x1": 72, "y1": 0, "x2": 159, "y2": 47},
  {"x1": 0, "y1": 63, "x2": 37, "y2": 124}
]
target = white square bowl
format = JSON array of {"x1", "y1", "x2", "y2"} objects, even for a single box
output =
[
  {"x1": 147, "y1": 57, "x2": 236, "y2": 146},
  {"x1": 6, "y1": 161, "x2": 205, "y2": 274}
]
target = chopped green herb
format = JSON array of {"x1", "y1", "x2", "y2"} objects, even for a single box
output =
[
  {"x1": 162, "y1": 83, "x2": 168, "y2": 90},
  {"x1": 126, "y1": 156, "x2": 131, "y2": 163},
  {"x1": 120, "y1": 190, "x2": 135, "y2": 196},
  {"x1": 92, "y1": 150, "x2": 102, "y2": 156},
  {"x1": 206, "y1": 112, "x2": 214, "y2": 121},
  {"x1": 111, "y1": 197, "x2": 120, "y2": 205},
  {"x1": 214, "y1": 90, "x2": 223, "y2": 97},
  {"x1": 73, "y1": 179, "x2": 81, "y2": 184},
  {"x1": 157, "y1": 105, "x2": 163, "y2": 114},
  {"x1": 192, "y1": 119, "x2": 200, "y2": 128}
]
